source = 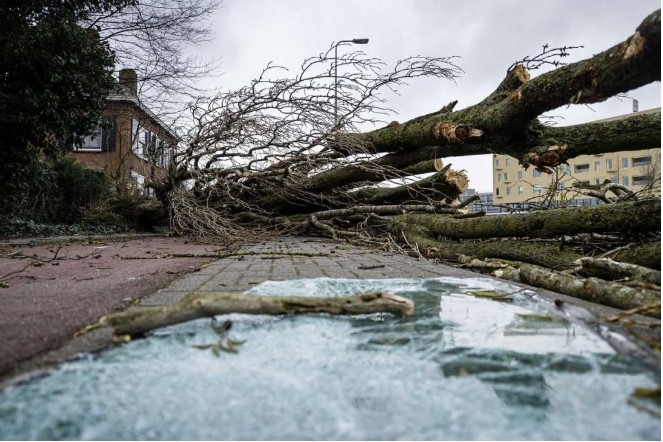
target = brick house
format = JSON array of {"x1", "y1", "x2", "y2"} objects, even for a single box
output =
[{"x1": 70, "y1": 69, "x2": 177, "y2": 195}]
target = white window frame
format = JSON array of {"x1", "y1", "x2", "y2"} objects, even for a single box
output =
[{"x1": 78, "y1": 126, "x2": 103, "y2": 151}]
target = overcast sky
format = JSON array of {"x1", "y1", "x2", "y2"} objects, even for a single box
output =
[{"x1": 194, "y1": 0, "x2": 661, "y2": 192}]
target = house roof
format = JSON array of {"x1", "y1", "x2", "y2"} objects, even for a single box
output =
[{"x1": 107, "y1": 85, "x2": 179, "y2": 140}]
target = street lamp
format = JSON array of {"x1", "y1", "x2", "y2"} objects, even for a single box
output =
[{"x1": 334, "y1": 38, "x2": 369, "y2": 125}]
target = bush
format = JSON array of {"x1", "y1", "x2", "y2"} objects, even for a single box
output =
[
  {"x1": 0, "y1": 157, "x2": 169, "y2": 238},
  {"x1": 54, "y1": 157, "x2": 111, "y2": 223}
]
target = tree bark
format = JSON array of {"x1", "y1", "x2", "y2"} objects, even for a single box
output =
[
  {"x1": 613, "y1": 241, "x2": 661, "y2": 270},
  {"x1": 100, "y1": 291, "x2": 415, "y2": 337},
  {"x1": 494, "y1": 264, "x2": 660, "y2": 315},
  {"x1": 578, "y1": 257, "x2": 661, "y2": 285},
  {"x1": 337, "y1": 10, "x2": 660, "y2": 168},
  {"x1": 394, "y1": 199, "x2": 660, "y2": 240},
  {"x1": 352, "y1": 165, "x2": 468, "y2": 205},
  {"x1": 391, "y1": 221, "x2": 581, "y2": 268}
]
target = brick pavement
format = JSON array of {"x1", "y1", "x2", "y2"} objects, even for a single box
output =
[
  {"x1": 139, "y1": 236, "x2": 472, "y2": 306},
  {"x1": 2, "y1": 235, "x2": 633, "y2": 387}
]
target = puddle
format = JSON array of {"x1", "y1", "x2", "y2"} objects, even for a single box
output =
[{"x1": 0, "y1": 277, "x2": 659, "y2": 440}]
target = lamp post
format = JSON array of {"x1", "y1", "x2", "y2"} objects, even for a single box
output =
[{"x1": 334, "y1": 38, "x2": 369, "y2": 126}]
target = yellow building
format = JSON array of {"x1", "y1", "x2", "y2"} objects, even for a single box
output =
[{"x1": 493, "y1": 108, "x2": 661, "y2": 208}]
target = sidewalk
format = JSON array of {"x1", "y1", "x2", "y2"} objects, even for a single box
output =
[{"x1": 0, "y1": 235, "x2": 631, "y2": 385}]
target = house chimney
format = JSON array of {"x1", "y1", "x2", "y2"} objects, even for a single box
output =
[{"x1": 119, "y1": 68, "x2": 138, "y2": 96}]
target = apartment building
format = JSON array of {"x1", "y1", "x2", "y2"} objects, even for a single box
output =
[
  {"x1": 493, "y1": 108, "x2": 660, "y2": 208},
  {"x1": 69, "y1": 69, "x2": 177, "y2": 195}
]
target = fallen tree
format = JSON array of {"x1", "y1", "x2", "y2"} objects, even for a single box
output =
[{"x1": 148, "y1": 10, "x2": 661, "y2": 315}]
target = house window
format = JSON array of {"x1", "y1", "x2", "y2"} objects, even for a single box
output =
[
  {"x1": 556, "y1": 182, "x2": 565, "y2": 190},
  {"x1": 130, "y1": 170, "x2": 145, "y2": 194},
  {"x1": 595, "y1": 178, "x2": 600, "y2": 185},
  {"x1": 158, "y1": 143, "x2": 173, "y2": 168},
  {"x1": 131, "y1": 119, "x2": 147, "y2": 158},
  {"x1": 606, "y1": 159, "x2": 614, "y2": 170},
  {"x1": 622, "y1": 176, "x2": 629, "y2": 186},
  {"x1": 80, "y1": 126, "x2": 103, "y2": 150},
  {"x1": 622, "y1": 157, "x2": 629, "y2": 169},
  {"x1": 574, "y1": 164, "x2": 589, "y2": 173},
  {"x1": 131, "y1": 118, "x2": 139, "y2": 150},
  {"x1": 533, "y1": 170, "x2": 542, "y2": 178},
  {"x1": 594, "y1": 161, "x2": 601, "y2": 172},
  {"x1": 495, "y1": 187, "x2": 500, "y2": 196},
  {"x1": 632, "y1": 156, "x2": 652, "y2": 167},
  {"x1": 505, "y1": 158, "x2": 511, "y2": 167},
  {"x1": 517, "y1": 171, "x2": 523, "y2": 180},
  {"x1": 518, "y1": 185, "x2": 524, "y2": 195},
  {"x1": 506, "y1": 187, "x2": 511, "y2": 196},
  {"x1": 632, "y1": 176, "x2": 650, "y2": 186},
  {"x1": 495, "y1": 158, "x2": 499, "y2": 168},
  {"x1": 533, "y1": 185, "x2": 543, "y2": 194}
]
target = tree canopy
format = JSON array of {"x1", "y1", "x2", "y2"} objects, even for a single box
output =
[{"x1": 0, "y1": 0, "x2": 129, "y2": 209}]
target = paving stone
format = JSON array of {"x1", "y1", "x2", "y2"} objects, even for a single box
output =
[{"x1": 139, "y1": 236, "x2": 506, "y2": 305}]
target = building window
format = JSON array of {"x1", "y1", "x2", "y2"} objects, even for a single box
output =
[
  {"x1": 622, "y1": 176, "x2": 629, "y2": 186},
  {"x1": 533, "y1": 170, "x2": 542, "y2": 178},
  {"x1": 506, "y1": 187, "x2": 511, "y2": 196},
  {"x1": 80, "y1": 126, "x2": 103, "y2": 150},
  {"x1": 130, "y1": 170, "x2": 145, "y2": 194},
  {"x1": 594, "y1": 161, "x2": 601, "y2": 172},
  {"x1": 595, "y1": 178, "x2": 600, "y2": 185},
  {"x1": 505, "y1": 158, "x2": 511, "y2": 167},
  {"x1": 574, "y1": 164, "x2": 589, "y2": 173},
  {"x1": 517, "y1": 171, "x2": 523, "y2": 180},
  {"x1": 632, "y1": 176, "x2": 650, "y2": 186},
  {"x1": 632, "y1": 156, "x2": 652, "y2": 167},
  {"x1": 518, "y1": 185, "x2": 524, "y2": 194},
  {"x1": 606, "y1": 159, "x2": 614, "y2": 170},
  {"x1": 495, "y1": 159, "x2": 499, "y2": 168},
  {"x1": 556, "y1": 182, "x2": 565, "y2": 190},
  {"x1": 495, "y1": 187, "x2": 500, "y2": 196},
  {"x1": 533, "y1": 185, "x2": 543, "y2": 194},
  {"x1": 622, "y1": 157, "x2": 629, "y2": 169}
]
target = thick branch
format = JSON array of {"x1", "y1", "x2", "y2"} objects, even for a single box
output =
[
  {"x1": 391, "y1": 222, "x2": 581, "y2": 268},
  {"x1": 353, "y1": 166, "x2": 468, "y2": 205},
  {"x1": 495, "y1": 264, "x2": 660, "y2": 315},
  {"x1": 578, "y1": 257, "x2": 661, "y2": 285},
  {"x1": 101, "y1": 291, "x2": 415, "y2": 336},
  {"x1": 395, "y1": 199, "x2": 660, "y2": 240},
  {"x1": 528, "y1": 110, "x2": 661, "y2": 167},
  {"x1": 481, "y1": 9, "x2": 661, "y2": 130}
]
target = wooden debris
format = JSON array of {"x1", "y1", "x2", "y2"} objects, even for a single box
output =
[{"x1": 97, "y1": 291, "x2": 415, "y2": 337}]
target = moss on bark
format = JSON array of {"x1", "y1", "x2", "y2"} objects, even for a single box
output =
[{"x1": 395, "y1": 200, "x2": 660, "y2": 240}]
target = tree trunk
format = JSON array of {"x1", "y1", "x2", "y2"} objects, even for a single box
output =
[
  {"x1": 391, "y1": 221, "x2": 582, "y2": 268},
  {"x1": 393, "y1": 199, "x2": 660, "y2": 240},
  {"x1": 339, "y1": 10, "x2": 660, "y2": 168}
]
